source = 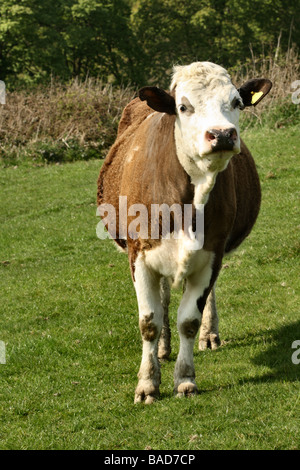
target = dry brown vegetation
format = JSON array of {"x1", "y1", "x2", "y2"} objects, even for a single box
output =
[
  {"x1": 231, "y1": 46, "x2": 300, "y2": 128},
  {"x1": 0, "y1": 48, "x2": 299, "y2": 165},
  {"x1": 0, "y1": 79, "x2": 135, "y2": 145}
]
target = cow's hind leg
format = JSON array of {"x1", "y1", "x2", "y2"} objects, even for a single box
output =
[
  {"x1": 198, "y1": 285, "x2": 221, "y2": 350},
  {"x1": 158, "y1": 277, "x2": 171, "y2": 360},
  {"x1": 134, "y1": 256, "x2": 163, "y2": 404}
]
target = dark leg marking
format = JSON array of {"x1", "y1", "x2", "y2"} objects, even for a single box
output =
[
  {"x1": 180, "y1": 319, "x2": 200, "y2": 339},
  {"x1": 139, "y1": 312, "x2": 158, "y2": 342}
]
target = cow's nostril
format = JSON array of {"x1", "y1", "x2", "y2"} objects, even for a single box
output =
[
  {"x1": 206, "y1": 127, "x2": 238, "y2": 152},
  {"x1": 228, "y1": 128, "x2": 237, "y2": 141},
  {"x1": 205, "y1": 130, "x2": 218, "y2": 142}
]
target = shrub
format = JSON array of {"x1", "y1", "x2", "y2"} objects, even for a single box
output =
[
  {"x1": 0, "y1": 47, "x2": 299, "y2": 166},
  {"x1": 231, "y1": 46, "x2": 300, "y2": 130},
  {"x1": 0, "y1": 79, "x2": 135, "y2": 166}
]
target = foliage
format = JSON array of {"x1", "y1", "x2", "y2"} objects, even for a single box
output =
[
  {"x1": 0, "y1": 79, "x2": 134, "y2": 165},
  {"x1": 0, "y1": 0, "x2": 299, "y2": 88},
  {"x1": 0, "y1": 0, "x2": 137, "y2": 86},
  {"x1": 0, "y1": 45, "x2": 299, "y2": 166}
]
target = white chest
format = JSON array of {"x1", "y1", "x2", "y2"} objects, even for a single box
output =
[{"x1": 144, "y1": 235, "x2": 214, "y2": 288}]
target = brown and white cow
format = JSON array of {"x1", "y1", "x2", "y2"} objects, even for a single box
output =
[{"x1": 97, "y1": 61, "x2": 272, "y2": 404}]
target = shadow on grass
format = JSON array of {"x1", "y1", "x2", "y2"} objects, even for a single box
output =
[
  {"x1": 139, "y1": 321, "x2": 300, "y2": 401},
  {"x1": 190, "y1": 320, "x2": 300, "y2": 396},
  {"x1": 246, "y1": 320, "x2": 300, "y2": 384},
  {"x1": 212, "y1": 320, "x2": 300, "y2": 386}
]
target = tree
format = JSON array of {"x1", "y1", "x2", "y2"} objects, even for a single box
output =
[
  {"x1": 0, "y1": 0, "x2": 299, "y2": 88},
  {"x1": 0, "y1": 0, "x2": 139, "y2": 87},
  {"x1": 65, "y1": 0, "x2": 139, "y2": 83}
]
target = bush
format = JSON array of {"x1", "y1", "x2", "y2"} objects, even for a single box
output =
[
  {"x1": 0, "y1": 47, "x2": 299, "y2": 166},
  {"x1": 231, "y1": 46, "x2": 300, "y2": 130},
  {"x1": 0, "y1": 79, "x2": 135, "y2": 166}
]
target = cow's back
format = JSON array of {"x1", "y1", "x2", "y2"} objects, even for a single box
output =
[{"x1": 97, "y1": 98, "x2": 152, "y2": 234}]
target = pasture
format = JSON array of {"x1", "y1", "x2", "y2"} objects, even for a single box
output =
[{"x1": 0, "y1": 125, "x2": 299, "y2": 450}]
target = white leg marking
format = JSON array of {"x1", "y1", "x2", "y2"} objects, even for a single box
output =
[
  {"x1": 134, "y1": 255, "x2": 163, "y2": 404},
  {"x1": 174, "y1": 257, "x2": 213, "y2": 396}
]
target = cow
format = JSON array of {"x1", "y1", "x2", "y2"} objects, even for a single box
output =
[{"x1": 97, "y1": 61, "x2": 272, "y2": 404}]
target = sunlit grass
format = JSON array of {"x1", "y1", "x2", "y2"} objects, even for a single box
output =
[{"x1": 0, "y1": 126, "x2": 299, "y2": 449}]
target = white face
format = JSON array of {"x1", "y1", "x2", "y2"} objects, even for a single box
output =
[{"x1": 172, "y1": 62, "x2": 243, "y2": 167}]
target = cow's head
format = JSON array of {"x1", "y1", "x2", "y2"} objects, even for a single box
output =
[{"x1": 139, "y1": 62, "x2": 272, "y2": 173}]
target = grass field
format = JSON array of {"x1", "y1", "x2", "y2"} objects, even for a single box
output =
[{"x1": 0, "y1": 125, "x2": 299, "y2": 450}]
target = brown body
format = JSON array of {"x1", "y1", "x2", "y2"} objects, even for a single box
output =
[{"x1": 97, "y1": 97, "x2": 261, "y2": 278}]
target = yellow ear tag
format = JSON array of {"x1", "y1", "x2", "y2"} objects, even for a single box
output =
[{"x1": 251, "y1": 91, "x2": 263, "y2": 104}]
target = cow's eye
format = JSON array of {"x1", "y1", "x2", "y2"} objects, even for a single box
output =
[
  {"x1": 179, "y1": 104, "x2": 187, "y2": 112},
  {"x1": 232, "y1": 98, "x2": 244, "y2": 110}
]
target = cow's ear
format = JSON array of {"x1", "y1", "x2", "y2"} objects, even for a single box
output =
[
  {"x1": 238, "y1": 79, "x2": 272, "y2": 107},
  {"x1": 139, "y1": 86, "x2": 176, "y2": 115}
]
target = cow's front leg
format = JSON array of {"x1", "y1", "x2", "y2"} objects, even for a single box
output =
[
  {"x1": 134, "y1": 256, "x2": 163, "y2": 404},
  {"x1": 199, "y1": 285, "x2": 221, "y2": 350},
  {"x1": 174, "y1": 314, "x2": 200, "y2": 397},
  {"x1": 174, "y1": 282, "x2": 201, "y2": 396},
  {"x1": 174, "y1": 267, "x2": 212, "y2": 397}
]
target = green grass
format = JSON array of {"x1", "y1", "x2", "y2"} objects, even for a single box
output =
[{"x1": 0, "y1": 126, "x2": 299, "y2": 450}]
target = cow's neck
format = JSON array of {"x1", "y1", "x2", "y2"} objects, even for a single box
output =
[
  {"x1": 174, "y1": 128, "x2": 231, "y2": 206},
  {"x1": 192, "y1": 172, "x2": 219, "y2": 206}
]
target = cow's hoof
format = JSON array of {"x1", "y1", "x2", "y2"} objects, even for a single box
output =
[
  {"x1": 134, "y1": 381, "x2": 159, "y2": 404},
  {"x1": 175, "y1": 382, "x2": 198, "y2": 398},
  {"x1": 158, "y1": 345, "x2": 171, "y2": 361},
  {"x1": 134, "y1": 393, "x2": 156, "y2": 405},
  {"x1": 199, "y1": 333, "x2": 221, "y2": 351}
]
